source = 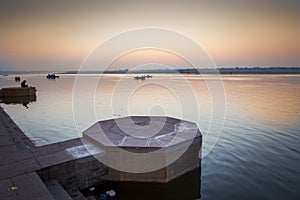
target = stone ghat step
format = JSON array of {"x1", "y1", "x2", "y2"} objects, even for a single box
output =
[
  {"x1": 44, "y1": 180, "x2": 73, "y2": 200},
  {"x1": 83, "y1": 116, "x2": 201, "y2": 148},
  {"x1": 82, "y1": 116, "x2": 202, "y2": 183}
]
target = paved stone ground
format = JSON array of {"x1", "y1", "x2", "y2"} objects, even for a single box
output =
[
  {"x1": 0, "y1": 106, "x2": 54, "y2": 199},
  {"x1": 0, "y1": 106, "x2": 108, "y2": 199}
]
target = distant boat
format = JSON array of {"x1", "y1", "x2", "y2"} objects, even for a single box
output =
[
  {"x1": 134, "y1": 75, "x2": 146, "y2": 80},
  {"x1": 134, "y1": 75, "x2": 152, "y2": 80},
  {"x1": 15, "y1": 76, "x2": 21, "y2": 82},
  {"x1": 46, "y1": 74, "x2": 59, "y2": 79}
]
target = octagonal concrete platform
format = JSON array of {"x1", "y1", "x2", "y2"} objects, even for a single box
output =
[{"x1": 83, "y1": 116, "x2": 202, "y2": 183}]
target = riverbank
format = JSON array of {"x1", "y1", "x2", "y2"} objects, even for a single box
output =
[
  {"x1": 0, "y1": 106, "x2": 54, "y2": 199},
  {"x1": 0, "y1": 106, "x2": 106, "y2": 199},
  {"x1": 1, "y1": 67, "x2": 300, "y2": 76}
]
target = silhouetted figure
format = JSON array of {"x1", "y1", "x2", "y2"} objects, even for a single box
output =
[
  {"x1": 21, "y1": 80, "x2": 28, "y2": 87},
  {"x1": 15, "y1": 76, "x2": 21, "y2": 82}
]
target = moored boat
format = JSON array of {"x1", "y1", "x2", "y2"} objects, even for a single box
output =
[{"x1": 0, "y1": 87, "x2": 37, "y2": 97}]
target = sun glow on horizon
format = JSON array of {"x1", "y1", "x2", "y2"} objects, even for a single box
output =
[{"x1": 1, "y1": 0, "x2": 300, "y2": 71}]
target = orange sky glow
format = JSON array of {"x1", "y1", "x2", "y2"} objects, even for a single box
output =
[{"x1": 1, "y1": 0, "x2": 300, "y2": 71}]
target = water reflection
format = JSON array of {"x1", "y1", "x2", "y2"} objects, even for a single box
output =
[
  {"x1": 0, "y1": 95, "x2": 36, "y2": 109},
  {"x1": 223, "y1": 75, "x2": 300, "y2": 124},
  {"x1": 82, "y1": 167, "x2": 201, "y2": 200},
  {"x1": 1, "y1": 74, "x2": 300, "y2": 144}
]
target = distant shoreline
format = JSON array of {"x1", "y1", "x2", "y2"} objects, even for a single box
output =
[{"x1": 1, "y1": 67, "x2": 300, "y2": 75}]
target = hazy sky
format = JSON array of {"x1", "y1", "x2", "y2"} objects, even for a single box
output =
[{"x1": 1, "y1": 0, "x2": 300, "y2": 71}]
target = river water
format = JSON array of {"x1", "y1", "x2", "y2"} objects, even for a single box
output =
[{"x1": 0, "y1": 74, "x2": 299, "y2": 199}]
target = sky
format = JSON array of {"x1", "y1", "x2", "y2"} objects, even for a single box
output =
[{"x1": 1, "y1": 0, "x2": 300, "y2": 71}]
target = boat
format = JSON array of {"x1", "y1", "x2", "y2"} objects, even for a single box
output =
[
  {"x1": 134, "y1": 75, "x2": 146, "y2": 80},
  {"x1": 134, "y1": 75, "x2": 152, "y2": 80},
  {"x1": 46, "y1": 74, "x2": 60, "y2": 79},
  {"x1": 0, "y1": 87, "x2": 37, "y2": 98},
  {"x1": 15, "y1": 76, "x2": 21, "y2": 82}
]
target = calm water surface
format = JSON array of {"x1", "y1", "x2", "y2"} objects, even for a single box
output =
[{"x1": 1, "y1": 74, "x2": 300, "y2": 199}]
